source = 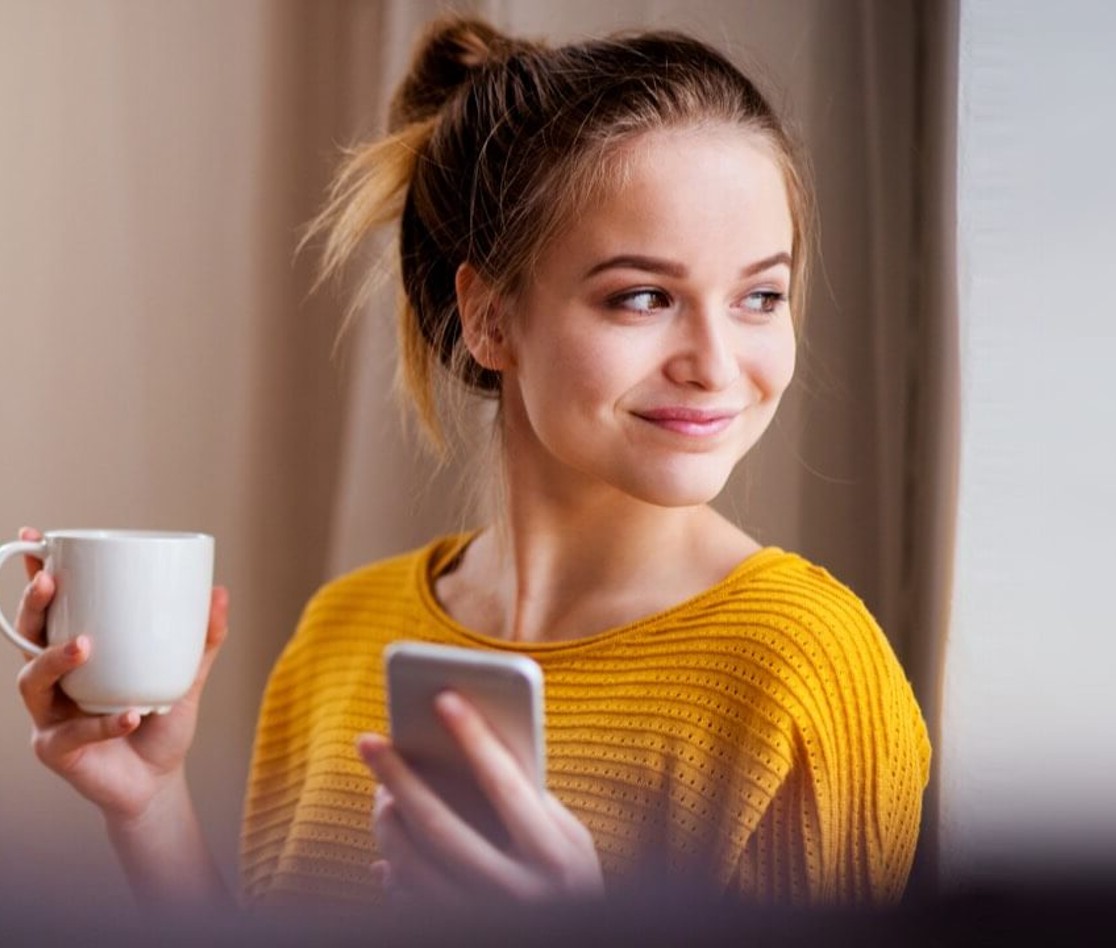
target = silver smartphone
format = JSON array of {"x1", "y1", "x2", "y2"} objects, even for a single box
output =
[{"x1": 384, "y1": 641, "x2": 546, "y2": 848}]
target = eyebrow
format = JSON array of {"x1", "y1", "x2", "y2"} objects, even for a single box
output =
[{"x1": 583, "y1": 251, "x2": 792, "y2": 281}]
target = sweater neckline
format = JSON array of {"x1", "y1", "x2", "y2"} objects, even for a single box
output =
[{"x1": 413, "y1": 532, "x2": 791, "y2": 655}]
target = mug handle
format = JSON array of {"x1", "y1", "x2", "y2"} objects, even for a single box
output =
[{"x1": 0, "y1": 540, "x2": 48, "y2": 656}]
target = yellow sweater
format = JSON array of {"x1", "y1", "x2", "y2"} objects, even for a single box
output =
[{"x1": 240, "y1": 537, "x2": 930, "y2": 907}]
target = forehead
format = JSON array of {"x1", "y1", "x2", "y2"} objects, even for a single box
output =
[{"x1": 538, "y1": 126, "x2": 793, "y2": 275}]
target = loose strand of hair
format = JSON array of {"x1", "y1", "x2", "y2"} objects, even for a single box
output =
[
  {"x1": 300, "y1": 118, "x2": 438, "y2": 295},
  {"x1": 394, "y1": 284, "x2": 446, "y2": 456}
]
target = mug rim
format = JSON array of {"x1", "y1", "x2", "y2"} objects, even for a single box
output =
[{"x1": 43, "y1": 529, "x2": 213, "y2": 542}]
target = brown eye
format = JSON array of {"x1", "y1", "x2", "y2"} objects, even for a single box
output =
[
  {"x1": 743, "y1": 291, "x2": 787, "y2": 315},
  {"x1": 610, "y1": 289, "x2": 672, "y2": 313}
]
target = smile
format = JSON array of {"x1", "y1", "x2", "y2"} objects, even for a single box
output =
[{"x1": 634, "y1": 407, "x2": 739, "y2": 437}]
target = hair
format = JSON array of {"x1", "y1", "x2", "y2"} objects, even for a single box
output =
[{"x1": 306, "y1": 15, "x2": 815, "y2": 456}]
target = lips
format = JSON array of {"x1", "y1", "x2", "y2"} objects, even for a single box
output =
[{"x1": 634, "y1": 406, "x2": 739, "y2": 437}]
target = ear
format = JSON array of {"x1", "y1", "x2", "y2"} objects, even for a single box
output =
[{"x1": 455, "y1": 262, "x2": 509, "y2": 372}]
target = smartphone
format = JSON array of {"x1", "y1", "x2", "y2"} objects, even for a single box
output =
[{"x1": 383, "y1": 640, "x2": 546, "y2": 848}]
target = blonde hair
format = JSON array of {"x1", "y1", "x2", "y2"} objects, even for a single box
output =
[{"x1": 307, "y1": 16, "x2": 815, "y2": 455}]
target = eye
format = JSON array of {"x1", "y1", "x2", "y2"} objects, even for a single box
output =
[
  {"x1": 742, "y1": 290, "x2": 789, "y2": 315},
  {"x1": 608, "y1": 288, "x2": 672, "y2": 313}
]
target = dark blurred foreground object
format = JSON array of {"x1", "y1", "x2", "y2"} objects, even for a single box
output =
[{"x1": 4, "y1": 876, "x2": 1116, "y2": 947}]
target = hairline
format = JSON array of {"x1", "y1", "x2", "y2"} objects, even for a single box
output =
[{"x1": 498, "y1": 119, "x2": 801, "y2": 315}]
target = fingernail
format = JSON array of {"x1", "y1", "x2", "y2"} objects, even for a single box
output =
[
  {"x1": 118, "y1": 710, "x2": 139, "y2": 730},
  {"x1": 435, "y1": 690, "x2": 464, "y2": 717},
  {"x1": 65, "y1": 637, "x2": 85, "y2": 659},
  {"x1": 370, "y1": 861, "x2": 390, "y2": 888},
  {"x1": 356, "y1": 733, "x2": 387, "y2": 761}
]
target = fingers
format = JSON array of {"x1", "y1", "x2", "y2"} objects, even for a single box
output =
[
  {"x1": 205, "y1": 586, "x2": 230, "y2": 649},
  {"x1": 15, "y1": 569, "x2": 55, "y2": 653},
  {"x1": 373, "y1": 788, "x2": 466, "y2": 905},
  {"x1": 357, "y1": 728, "x2": 549, "y2": 897},
  {"x1": 357, "y1": 733, "x2": 528, "y2": 895},
  {"x1": 433, "y1": 691, "x2": 565, "y2": 865},
  {"x1": 17, "y1": 636, "x2": 88, "y2": 726},
  {"x1": 32, "y1": 709, "x2": 141, "y2": 772},
  {"x1": 16, "y1": 636, "x2": 143, "y2": 777},
  {"x1": 543, "y1": 791, "x2": 599, "y2": 852},
  {"x1": 18, "y1": 526, "x2": 43, "y2": 580},
  {"x1": 433, "y1": 694, "x2": 604, "y2": 899},
  {"x1": 359, "y1": 725, "x2": 603, "y2": 902},
  {"x1": 182, "y1": 587, "x2": 229, "y2": 702}
]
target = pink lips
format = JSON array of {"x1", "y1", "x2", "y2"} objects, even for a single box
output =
[{"x1": 635, "y1": 406, "x2": 739, "y2": 437}]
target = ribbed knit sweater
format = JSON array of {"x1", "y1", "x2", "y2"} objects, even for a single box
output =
[{"x1": 240, "y1": 536, "x2": 930, "y2": 907}]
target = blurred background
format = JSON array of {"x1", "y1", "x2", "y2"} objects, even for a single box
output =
[{"x1": 0, "y1": 0, "x2": 1112, "y2": 915}]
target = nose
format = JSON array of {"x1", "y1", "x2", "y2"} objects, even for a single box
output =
[{"x1": 663, "y1": 307, "x2": 741, "y2": 391}]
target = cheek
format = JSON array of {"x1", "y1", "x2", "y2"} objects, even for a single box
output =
[
  {"x1": 777, "y1": 335, "x2": 798, "y2": 389},
  {"x1": 750, "y1": 327, "x2": 797, "y2": 397},
  {"x1": 517, "y1": 326, "x2": 634, "y2": 410}
]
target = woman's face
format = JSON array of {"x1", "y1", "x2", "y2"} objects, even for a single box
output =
[{"x1": 499, "y1": 126, "x2": 797, "y2": 508}]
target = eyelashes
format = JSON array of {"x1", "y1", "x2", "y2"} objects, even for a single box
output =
[
  {"x1": 605, "y1": 288, "x2": 789, "y2": 317},
  {"x1": 607, "y1": 289, "x2": 672, "y2": 313},
  {"x1": 743, "y1": 291, "x2": 788, "y2": 315}
]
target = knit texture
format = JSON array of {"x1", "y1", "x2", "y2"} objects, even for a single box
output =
[{"x1": 240, "y1": 536, "x2": 930, "y2": 907}]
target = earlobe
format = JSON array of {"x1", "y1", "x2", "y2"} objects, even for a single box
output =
[{"x1": 455, "y1": 263, "x2": 508, "y2": 372}]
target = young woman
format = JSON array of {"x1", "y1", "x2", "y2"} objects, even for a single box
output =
[{"x1": 14, "y1": 16, "x2": 929, "y2": 911}]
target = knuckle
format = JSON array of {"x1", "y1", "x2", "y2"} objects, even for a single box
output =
[
  {"x1": 30, "y1": 729, "x2": 53, "y2": 765},
  {"x1": 376, "y1": 816, "x2": 402, "y2": 858},
  {"x1": 16, "y1": 577, "x2": 36, "y2": 609},
  {"x1": 537, "y1": 840, "x2": 575, "y2": 877},
  {"x1": 16, "y1": 662, "x2": 38, "y2": 701},
  {"x1": 19, "y1": 574, "x2": 47, "y2": 610},
  {"x1": 508, "y1": 871, "x2": 546, "y2": 902},
  {"x1": 373, "y1": 788, "x2": 392, "y2": 821},
  {"x1": 15, "y1": 603, "x2": 47, "y2": 647}
]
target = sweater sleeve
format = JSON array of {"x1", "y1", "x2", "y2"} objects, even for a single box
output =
[
  {"x1": 239, "y1": 602, "x2": 318, "y2": 904},
  {"x1": 732, "y1": 562, "x2": 931, "y2": 905},
  {"x1": 238, "y1": 555, "x2": 413, "y2": 908},
  {"x1": 238, "y1": 582, "x2": 381, "y2": 907}
]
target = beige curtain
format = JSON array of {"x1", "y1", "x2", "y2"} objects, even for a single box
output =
[{"x1": 0, "y1": 0, "x2": 955, "y2": 905}]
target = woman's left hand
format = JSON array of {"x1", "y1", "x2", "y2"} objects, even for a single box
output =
[{"x1": 356, "y1": 690, "x2": 604, "y2": 904}]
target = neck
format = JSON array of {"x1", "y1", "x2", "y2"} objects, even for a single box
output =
[{"x1": 451, "y1": 427, "x2": 757, "y2": 644}]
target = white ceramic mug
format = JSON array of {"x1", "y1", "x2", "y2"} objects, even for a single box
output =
[{"x1": 0, "y1": 530, "x2": 214, "y2": 715}]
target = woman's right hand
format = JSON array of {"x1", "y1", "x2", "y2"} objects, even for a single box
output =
[{"x1": 13, "y1": 527, "x2": 229, "y2": 825}]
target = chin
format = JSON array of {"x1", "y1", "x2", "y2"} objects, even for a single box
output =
[{"x1": 619, "y1": 467, "x2": 735, "y2": 509}]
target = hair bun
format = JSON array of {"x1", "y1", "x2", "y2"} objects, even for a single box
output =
[{"x1": 388, "y1": 16, "x2": 525, "y2": 131}]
